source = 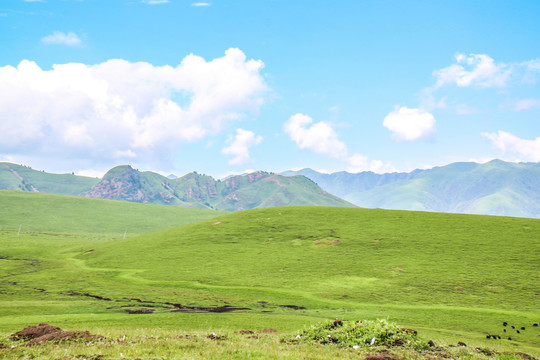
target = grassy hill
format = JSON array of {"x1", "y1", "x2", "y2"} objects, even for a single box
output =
[
  {"x1": 0, "y1": 163, "x2": 99, "y2": 196},
  {"x1": 283, "y1": 160, "x2": 540, "y2": 218},
  {"x1": 86, "y1": 165, "x2": 354, "y2": 210},
  {"x1": 0, "y1": 192, "x2": 538, "y2": 356}
]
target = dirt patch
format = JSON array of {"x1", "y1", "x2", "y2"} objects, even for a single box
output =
[
  {"x1": 257, "y1": 328, "x2": 279, "y2": 334},
  {"x1": 26, "y1": 330, "x2": 103, "y2": 345},
  {"x1": 515, "y1": 352, "x2": 535, "y2": 360},
  {"x1": 206, "y1": 332, "x2": 227, "y2": 340},
  {"x1": 399, "y1": 328, "x2": 417, "y2": 335},
  {"x1": 364, "y1": 353, "x2": 404, "y2": 360},
  {"x1": 10, "y1": 323, "x2": 62, "y2": 341},
  {"x1": 235, "y1": 330, "x2": 254, "y2": 335},
  {"x1": 10, "y1": 324, "x2": 104, "y2": 346}
]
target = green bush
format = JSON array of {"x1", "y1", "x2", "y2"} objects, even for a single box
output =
[{"x1": 284, "y1": 319, "x2": 429, "y2": 349}]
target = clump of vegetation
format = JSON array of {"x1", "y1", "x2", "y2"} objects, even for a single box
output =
[{"x1": 284, "y1": 319, "x2": 429, "y2": 349}]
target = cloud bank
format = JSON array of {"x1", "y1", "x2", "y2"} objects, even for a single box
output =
[
  {"x1": 284, "y1": 113, "x2": 393, "y2": 173},
  {"x1": 0, "y1": 49, "x2": 266, "y2": 168},
  {"x1": 482, "y1": 131, "x2": 540, "y2": 162}
]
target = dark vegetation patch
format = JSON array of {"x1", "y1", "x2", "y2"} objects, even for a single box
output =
[
  {"x1": 167, "y1": 302, "x2": 250, "y2": 313},
  {"x1": 124, "y1": 308, "x2": 154, "y2": 314},
  {"x1": 64, "y1": 291, "x2": 112, "y2": 301},
  {"x1": 279, "y1": 304, "x2": 306, "y2": 310}
]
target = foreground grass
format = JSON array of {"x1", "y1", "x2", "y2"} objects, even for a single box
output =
[{"x1": 0, "y1": 327, "x2": 535, "y2": 360}]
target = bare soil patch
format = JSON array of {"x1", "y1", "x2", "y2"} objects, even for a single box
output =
[
  {"x1": 9, "y1": 324, "x2": 104, "y2": 346},
  {"x1": 364, "y1": 352, "x2": 404, "y2": 360}
]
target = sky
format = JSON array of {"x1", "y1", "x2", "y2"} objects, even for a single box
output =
[{"x1": 1, "y1": 0, "x2": 539, "y2": 179}]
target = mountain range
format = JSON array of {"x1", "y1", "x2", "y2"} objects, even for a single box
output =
[
  {"x1": 0, "y1": 162, "x2": 353, "y2": 211},
  {"x1": 1, "y1": 160, "x2": 538, "y2": 217},
  {"x1": 282, "y1": 159, "x2": 540, "y2": 218}
]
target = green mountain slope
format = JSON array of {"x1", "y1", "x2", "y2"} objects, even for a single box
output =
[
  {"x1": 86, "y1": 166, "x2": 355, "y2": 211},
  {"x1": 0, "y1": 190, "x2": 224, "y2": 236},
  {"x1": 78, "y1": 207, "x2": 538, "y2": 347},
  {"x1": 0, "y1": 162, "x2": 99, "y2": 196},
  {"x1": 284, "y1": 160, "x2": 540, "y2": 218}
]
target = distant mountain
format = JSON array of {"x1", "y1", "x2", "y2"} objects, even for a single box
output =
[
  {"x1": 282, "y1": 160, "x2": 540, "y2": 218},
  {"x1": 0, "y1": 163, "x2": 99, "y2": 196},
  {"x1": 85, "y1": 165, "x2": 355, "y2": 211}
]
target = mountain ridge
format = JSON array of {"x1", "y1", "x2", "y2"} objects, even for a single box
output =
[
  {"x1": 1, "y1": 160, "x2": 538, "y2": 217},
  {"x1": 282, "y1": 160, "x2": 540, "y2": 218}
]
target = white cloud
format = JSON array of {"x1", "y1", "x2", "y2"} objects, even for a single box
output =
[
  {"x1": 383, "y1": 107, "x2": 435, "y2": 141},
  {"x1": 142, "y1": 0, "x2": 169, "y2": 4},
  {"x1": 347, "y1": 153, "x2": 396, "y2": 173},
  {"x1": 192, "y1": 2, "x2": 211, "y2": 6},
  {"x1": 284, "y1": 113, "x2": 392, "y2": 173},
  {"x1": 0, "y1": 49, "x2": 266, "y2": 168},
  {"x1": 512, "y1": 98, "x2": 540, "y2": 111},
  {"x1": 284, "y1": 113, "x2": 348, "y2": 158},
  {"x1": 482, "y1": 131, "x2": 540, "y2": 162},
  {"x1": 41, "y1": 31, "x2": 81, "y2": 46},
  {"x1": 433, "y1": 53, "x2": 511, "y2": 88},
  {"x1": 222, "y1": 129, "x2": 262, "y2": 165}
]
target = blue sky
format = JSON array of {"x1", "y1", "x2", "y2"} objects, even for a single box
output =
[{"x1": 1, "y1": 0, "x2": 539, "y2": 178}]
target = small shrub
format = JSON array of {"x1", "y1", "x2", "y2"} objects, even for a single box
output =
[{"x1": 283, "y1": 319, "x2": 429, "y2": 350}]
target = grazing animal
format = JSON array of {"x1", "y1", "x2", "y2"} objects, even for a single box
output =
[
  {"x1": 486, "y1": 335, "x2": 491, "y2": 339},
  {"x1": 516, "y1": 330, "x2": 520, "y2": 334},
  {"x1": 533, "y1": 323, "x2": 539, "y2": 327},
  {"x1": 520, "y1": 326, "x2": 525, "y2": 330},
  {"x1": 503, "y1": 322, "x2": 508, "y2": 326},
  {"x1": 511, "y1": 326, "x2": 515, "y2": 329},
  {"x1": 508, "y1": 337, "x2": 512, "y2": 340},
  {"x1": 503, "y1": 329, "x2": 506, "y2": 332}
]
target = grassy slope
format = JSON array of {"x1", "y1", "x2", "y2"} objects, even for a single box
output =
[
  {"x1": 0, "y1": 163, "x2": 99, "y2": 195},
  {"x1": 0, "y1": 193, "x2": 538, "y2": 355}
]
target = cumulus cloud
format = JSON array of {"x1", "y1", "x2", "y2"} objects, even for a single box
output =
[
  {"x1": 482, "y1": 131, "x2": 540, "y2": 162},
  {"x1": 383, "y1": 107, "x2": 435, "y2": 141},
  {"x1": 41, "y1": 31, "x2": 81, "y2": 46},
  {"x1": 284, "y1": 113, "x2": 392, "y2": 173},
  {"x1": 433, "y1": 53, "x2": 511, "y2": 88},
  {"x1": 0, "y1": 49, "x2": 266, "y2": 168},
  {"x1": 222, "y1": 129, "x2": 262, "y2": 165},
  {"x1": 284, "y1": 113, "x2": 348, "y2": 158}
]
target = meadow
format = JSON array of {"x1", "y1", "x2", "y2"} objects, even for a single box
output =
[{"x1": 0, "y1": 190, "x2": 538, "y2": 359}]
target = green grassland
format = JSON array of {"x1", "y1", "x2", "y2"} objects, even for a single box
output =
[
  {"x1": 0, "y1": 163, "x2": 99, "y2": 195},
  {"x1": 0, "y1": 190, "x2": 538, "y2": 358}
]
